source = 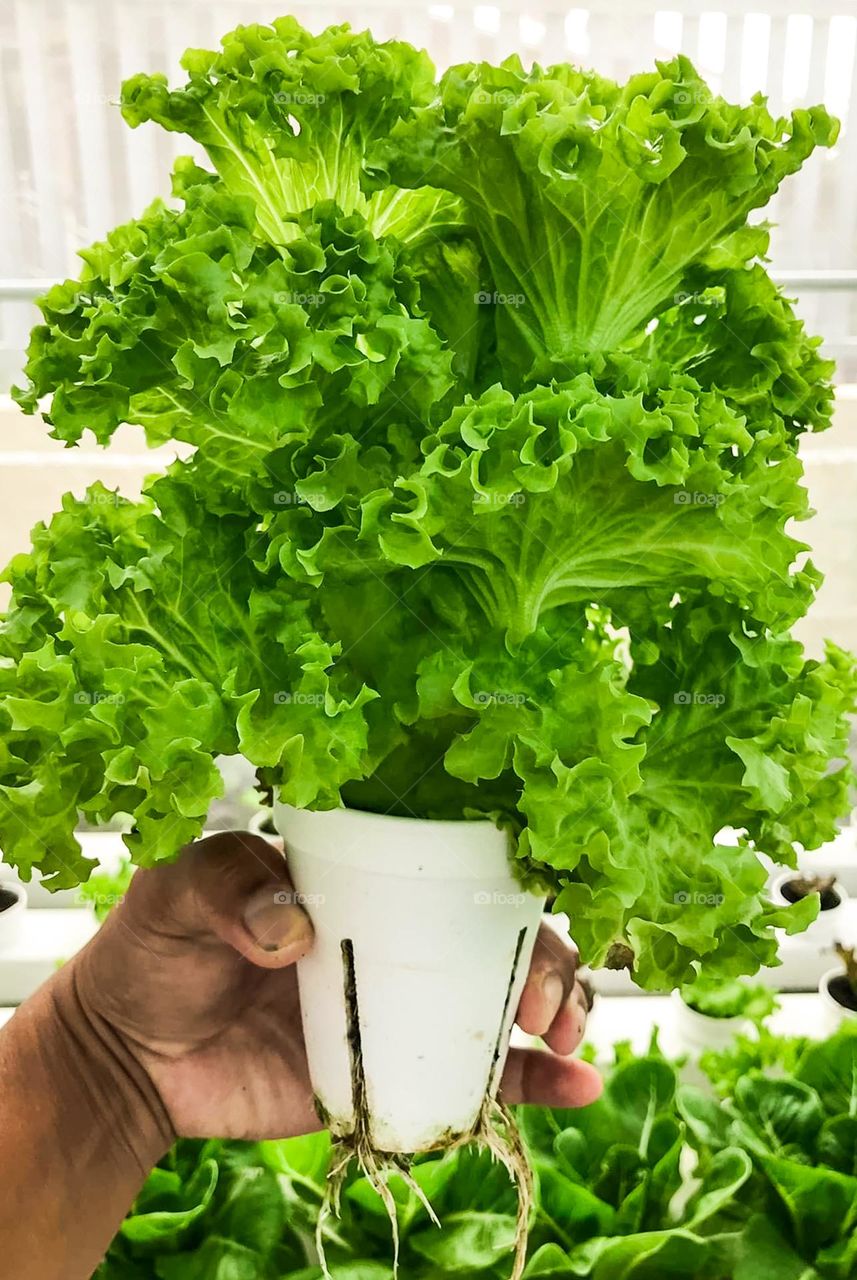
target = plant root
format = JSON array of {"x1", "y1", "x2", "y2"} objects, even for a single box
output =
[
  {"x1": 471, "y1": 1094, "x2": 533, "y2": 1280},
  {"x1": 319, "y1": 934, "x2": 533, "y2": 1277},
  {"x1": 316, "y1": 1094, "x2": 532, "y2": 1280}
]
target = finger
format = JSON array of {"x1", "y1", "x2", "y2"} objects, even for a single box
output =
[
  {"x1": 130, "y1": 831, "x2": 314, "y2": 969},
  {"x1": 516, "y1": 921, "x2": 579, "y2": 1037},
  {"x1": 500, "y1": 1048, "x2": 603, "y2": 1108},
  {"x1": 241, "y1": 879, "x2": 315, "y2": 969},
  {"x1": 543, "y1": 980, "x2": 591, "y2": 1056}
]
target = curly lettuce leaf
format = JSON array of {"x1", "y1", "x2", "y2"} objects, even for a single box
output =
[
  {"x1": 375, "y1": 54, "x2": 838, "y2": 384},
  {"x1": 0, "y1": 478, "x2": 377, "y2": 884},
  {"x1": 603, "y1": 253, "x2": 836, "y2": 442},
  {"x1": 120, "y1": 17, "x2": 464, "y2": 248},
  {"x1": 14, "y1": 175, "x2": 455, "y2": 516},
  {"x1": 326, "y1": 377, "x2": 817, "y2": 642}
]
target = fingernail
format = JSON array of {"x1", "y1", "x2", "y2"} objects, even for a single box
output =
[
  {"x1": 577, "y1": 975, "x2": 596, "y2": 1012},
  {"x1": 245, "y1": 888, "x2": 310, "y2": 953},
  {"x1": 542, "y1": 972, "x2": 565, "y2": 1024},
  {"x1": 571, "y1": 986, "x2": 592, "y2": 1046}
]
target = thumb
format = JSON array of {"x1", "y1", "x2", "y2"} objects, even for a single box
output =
[
  {"x1": 136, "y1": 830, "x2": 315, "y2": 970},
  {"x1": 242, "y1": 881, "x2": 314, "y2": 967}
]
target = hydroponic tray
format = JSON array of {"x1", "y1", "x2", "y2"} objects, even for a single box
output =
[
  {"x1": 0, "y1": 993, "x2": 835, "y2": 1062},
  {"x1": 0, "y1": 909, "x2": 99, "y2": 1004}
]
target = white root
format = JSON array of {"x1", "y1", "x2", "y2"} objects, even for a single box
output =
[{"x1": 316, "y1": 1094, "x2": 533, "y2": 1280}]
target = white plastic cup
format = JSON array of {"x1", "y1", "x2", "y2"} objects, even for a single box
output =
[
  {"x1": 0, "y1": 880, "x2": 28, "y2": 952},
  {"x1": 769, "y1": 871, "x2": 848, "y2": 947},
  {"x1": 274, "y1": 803, "x2": 545, "y2": 1154},
  {"x1": 818, "y1": 968, "x2": 857, "y2": 1036},
  {"x1": 671, "y1": 990, "x2": 752, "y2": 1053}
]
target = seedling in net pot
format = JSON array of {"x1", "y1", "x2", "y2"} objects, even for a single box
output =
[
  {"x1": 770, "y1": 870, "x2": 849, "y2": 945},
  {"x1": 777, "y1": 873, "x2": 844, "y2": 912},
  {"x1": 675, "y1": 974, "x2": 778, "y2": 1052},
  {"x1": 825, "y1": 944, "x2": 857, "y2": 1016}
]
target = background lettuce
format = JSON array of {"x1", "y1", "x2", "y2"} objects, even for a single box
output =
[{"x1": 94, "y1": 1026, "x2": 857, "y2": 1279}]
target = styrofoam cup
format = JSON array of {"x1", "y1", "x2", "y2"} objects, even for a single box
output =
[
  {"x1": 818, "y1": 968, "x2": 857, "y2": 1036},
  {"x1": 769, "y1": 871, "x2": 848, "y2": 947},
  {"x1": 0, "y1": 880, "x2": 28, "y2": 952},
  {"x1": 671, "y1": 990, "x2": 752, "y2": 1053},
  {"x1": 274, "y1": 803, "x2": 545, "y2": 1154}
]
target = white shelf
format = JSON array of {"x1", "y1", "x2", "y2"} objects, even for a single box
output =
[
  {"x1": 2, "y1": 828, "x2": 855, "y2": 1019},
  {"x1": 0, "y1": 909, "x2": 99, "y2": 1004},
  {"x1": 1, "y1": 993, "x2": 836, "y2": 1061},
  {"x1": 581, "y1": 992, "x2": 831, "y2": 1063}
]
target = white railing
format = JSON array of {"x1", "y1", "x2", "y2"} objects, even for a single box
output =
[{"x1": 2, "y1": 0, "x2": 856, "y2": 381}]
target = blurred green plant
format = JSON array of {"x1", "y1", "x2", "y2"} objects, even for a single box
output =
[{"x1": 92, "y1": 1025, "x2": 857, "y2": 1279}]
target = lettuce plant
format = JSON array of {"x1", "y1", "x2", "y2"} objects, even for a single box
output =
[
  {"x1": 98, "y1": 1040, "x2": 751, "y2": 1280},
  {"x1": 92, "y1": 1024, "x2": 857, "y2": 1278},
  {"x1": 2, "y1": 18, "x2": 855, "y2": 990},
  {"x1": 103, "y1": 1030, "x2": 857, "y2": 1280},
  {"x1": 680, "y1": 976, "x2": 777, "y2": 1025},
  {"x1": 680, "y1": 1028, "x2": 857, "y2": 1279},
  {"x1": 94, "y1": 1138, "x2": 301, "y2": 1280}
]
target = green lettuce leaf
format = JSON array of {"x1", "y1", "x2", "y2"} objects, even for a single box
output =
[
  {"x1": 0, "y1": 477, "x2": 377, "y2": 884},
  {"x1": 120, "y1": 17, "x2": 462, "y2": 246},
  {"x1": 375, "y1": 53, "x2": 838, "y2": 383}
]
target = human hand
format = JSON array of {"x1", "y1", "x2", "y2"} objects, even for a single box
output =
[{"x1": 68, "y1": 831, "x2": 601, "y2": 1150}]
